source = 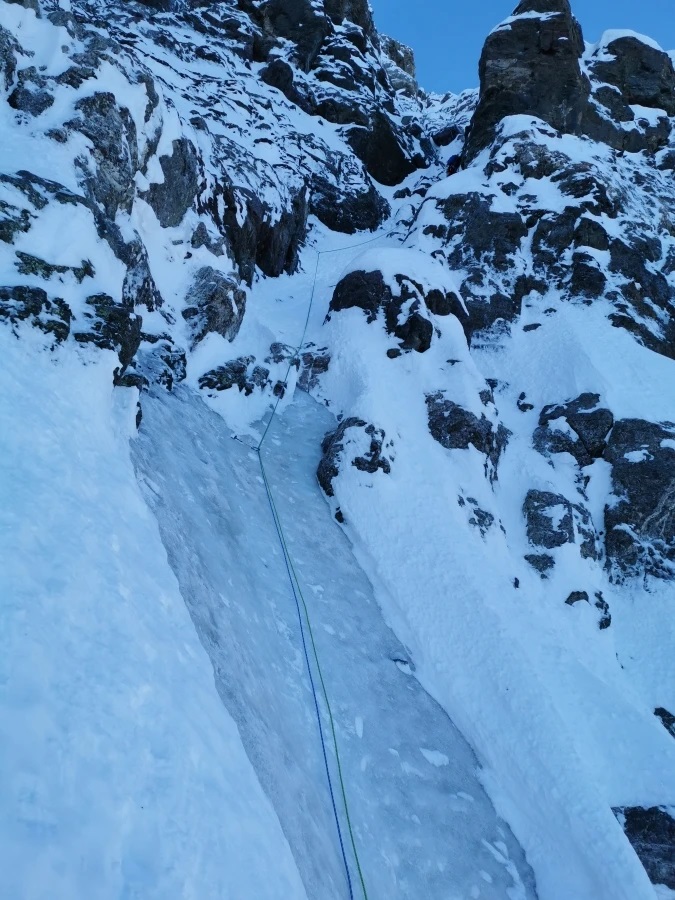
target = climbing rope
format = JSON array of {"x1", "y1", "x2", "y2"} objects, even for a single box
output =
[
  {"x1": 257, "y1": 453, "x2": 369, "y2": 900},
  {"x1": 237, "y1": 205, "x2": 429, "y2": 898}
]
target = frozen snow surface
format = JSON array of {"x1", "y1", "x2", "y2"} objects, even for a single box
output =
[
  {"x1": 0, "y1": 331, "x2": 308, "y2": 900},
  {"x1": 1, "y1": 0, "x2": 675, "y2": 898}
]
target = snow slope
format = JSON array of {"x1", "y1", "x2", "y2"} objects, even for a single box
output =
[{"x1": 0, "y1": 329, "x2": 307, "y2": 900}]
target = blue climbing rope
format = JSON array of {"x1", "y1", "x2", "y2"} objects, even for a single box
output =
[{"x1": 239, "y1": 215, "x2": 415, "y2": 897}]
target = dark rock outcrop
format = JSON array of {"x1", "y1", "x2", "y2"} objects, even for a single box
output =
[
  {"x1": 523, "y1": 490, "x2": 598, "y2": 558},
  {"x1": 142, "y1": 138, "x2": 200, "y2": 227},
  {"x1": 534, "y1": 393, "x2": 614, "y2": 467},
  {"x1": 655, "y1": 708, "x2": 675, "y2": 739},
  {"x1": 525, "y1": 553, "x2": 555, "y2": 576},
  {"x1": 72, "y1": 293, "x2": 142, "y2": 381},
  {"x1": 8, "y1": 67, "x2": 53, "y2": 116},
  {"x1": 614, "y1": 807, "x2": 675, "y2": 890},
  {"x1": 120, "y1": 237, "x2": 163, "y2": 311},
  {"x1": 182, "y1": 267, "x2": 246, "y2": 349},
  {"x1": 604, "y1": 419, "x2": 675, "y2": 579},
  {"x1": 261, "y1": 0, "x2": 331, "y2": 72},
  {"x1": 346, "y1": 111, "x2": 422, "y2": 186},
  {"x1": 465, "y1": 3, "x2": 675, "y2": 165},
  {"x1": 67, "y1": 92, "x2": 138, "y2": 218},
  {"x1": 381, "y1": 35, "x2": 418, "y2": 97},
  {"x1": 298, "y1": 345, "x2": 330, "y2": 392},
  {"x1": 199, "y1": 356, "x2": 271, "y2": 396},
  {"x1": 310, "y1": 169, "x2": 389, "y2": 234},
  {"x1": 524, "y1": 490, "x2": 575, "y2": 548},
  {"x1": 329, "y1": 269, "x2": 451, "y2": 354},
  {"x1": 588, "y1": 36, "x2": 675, "y2": 117},
  {"x1": 0, "y1": 285, "x2": 71, "y2": 342},
  {"x1": 127, "y1": 333, "x2": 187, "y2": 391},
  {"x1": 565, "y1": 590, "x2": 611, "y2": 629},
  {"x1": 0, "y1": 25, "x2": 19, "y2": 91},
  {"x1": 464, "y1": 0, "x2": 589, "y2": 161},
  {"x1": 426, "y1": 391, "x2": 510, "y2": 477},
  {"x1": 200, "y1": 180, "x2": 307, "y2": 284},
  {"x1": 317, "y1": 417, "x2": 392, "y2": 499}
]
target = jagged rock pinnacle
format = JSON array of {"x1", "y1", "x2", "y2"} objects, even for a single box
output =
[{"x1": 464, "y1": 0, "x2": 588, "y2": 160}]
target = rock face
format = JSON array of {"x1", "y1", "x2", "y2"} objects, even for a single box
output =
[
  {"x1": 381, "y1": 35, "x2": 418, "y2": 97},
  {"x1": 588, "y1": 36, "x2": 675, "y2": 117},
  {"x1": 68, "y1": 92, "x2": 138, "y2": 218},
  {"x1": 534, "y1": 393, "x2": 614, "y2": 467},
  {"x1": 72, "y1": 293, "x2": 143, "y2": 382},
  {"x1": 523, "y1": 490, "x2": 598, "y2": 560},
  {"x1": 182, "y1": 267, "x2": 247, "y2": 349},
  {"x1": 255, "y1": 0, "x2": 427, "y2": 185},
  {"x1": 329, "y1": 267, "x2": 463, "y2": 354},
  {"x1": 615, "y1": 807, "x2": 675, "y2": 890},
  {"x1": 426, "y1": 392, "x2": 510, "y2": 476},
  {"x1": 261, "y1": 0, "x2": 331, "y2": 72},
  {"x1": 464, "y1": 0, "x2": 589, "y2": 161},
  {"x1": 317, "y1": 417, "x2": 392, "y2": 515},
  {"x1": 604, "y1": 420, "x2": 675, "y2": 580},
  {"x1": 142, "y1": 138, "x2": 200, "y2": 228},
  {"x1": 329, "y1": 269, "x2": 434, "y2": 353}
]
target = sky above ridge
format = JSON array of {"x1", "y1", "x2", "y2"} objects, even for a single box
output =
[{"x1": 368, "y1": 0, "x2": 675, "y2": 95}]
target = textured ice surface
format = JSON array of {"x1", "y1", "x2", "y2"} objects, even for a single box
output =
[{"x1": 131, "y1": 385, "x2": 537, "y2": 900}]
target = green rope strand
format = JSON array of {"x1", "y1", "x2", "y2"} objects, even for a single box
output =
[{"x1": 258, "y1": 455, "x2": 370, "y2": 900}]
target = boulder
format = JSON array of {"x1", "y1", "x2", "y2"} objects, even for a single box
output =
[
  {"x1": 182, "y1": 267, "x2": 246, "y2": 349},
  {"x1": 8, "y1": 67, "x2": 53, "y2": 116}
]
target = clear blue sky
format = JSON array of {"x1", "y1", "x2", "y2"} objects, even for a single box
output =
[{"x1": 369, "y1": 0, "x2": 675, "y2": 94}]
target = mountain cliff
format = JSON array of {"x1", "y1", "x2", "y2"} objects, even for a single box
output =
[{"x1": 1, "y1": 0, "x2": 674, "y2": 898}]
